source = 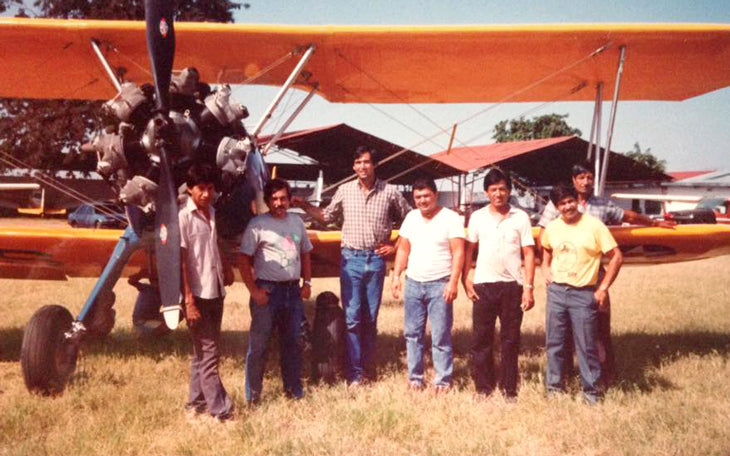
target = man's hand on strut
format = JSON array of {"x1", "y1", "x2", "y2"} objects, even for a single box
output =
[
  {"x1": 462, "y1": 278, "x2": 479, "y2": 301},
  {"x1": 185, "y1": 294, "x2": 201, "y2": 328},
  {"x1": 251, "y1": 287, "x2": 270, "y2": 306},
  {"x1": 521, "y1": 288, "x2": 535, "y2": 311},
  {"x1": 375, "y1": 243, "x2": 395, "y2": 257}
]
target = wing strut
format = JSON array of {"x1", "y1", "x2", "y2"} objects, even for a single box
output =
[
  {"x1": 251, "y1": 44, "x2": 316, "y2": 138},
  {"x1": 261, "y1": 83, "x2": 319, "y2": 155},
  {"x1": 586, "y1": 83, "x2": 603, "y2": 161},
  {"x1": 590, "y1": 83, "x2": 604, "y2": 196},
  {"x1": 597, "y1": 45, "x2": 627, "y2": 196},
  {"x1": 90, "y1": 39, "x2": 122, "y2": 93}
]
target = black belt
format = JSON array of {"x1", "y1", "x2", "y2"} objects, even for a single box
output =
[{"x1": 257, "y1": 279, "x2": 300, "y2": 286}]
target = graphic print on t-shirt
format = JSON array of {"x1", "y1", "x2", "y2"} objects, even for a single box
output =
[
  {"x1": 555, "y1": 241, "x2": 578, "y2": 279},
  {"x1": 277, "y1": 233, "x2": 300, "y2": 272}
]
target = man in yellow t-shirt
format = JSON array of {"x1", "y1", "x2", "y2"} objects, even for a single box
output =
[{"x1": 541, "y1": 184, "x2": 623, "y2": 403}]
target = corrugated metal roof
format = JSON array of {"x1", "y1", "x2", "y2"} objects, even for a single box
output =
[
  {"x1": 259, "y1": 124, "x2": 463, "y2": 186},
  {"x1": 429, "y1": 136, "x2": 671, "y2": 186}
]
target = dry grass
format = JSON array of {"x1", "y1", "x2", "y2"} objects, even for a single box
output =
[{"x1": 1, "y1": 254, "x2": 730, "y2": 455}]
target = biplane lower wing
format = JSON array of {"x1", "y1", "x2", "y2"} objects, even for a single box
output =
[
  {"x1": 2, "y1": 224, "x2": 730, "y2": 281},
  {"x1": 0, "y1": 226, "x2": 346, "y2": 280}
]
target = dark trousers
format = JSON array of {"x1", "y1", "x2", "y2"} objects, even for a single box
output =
[
  {"x1": 188, "y1": 296, "x2": 232, "y2": 418},
  {"x1": 471, "y1": 281, "x2": 524, "y2": 396}
]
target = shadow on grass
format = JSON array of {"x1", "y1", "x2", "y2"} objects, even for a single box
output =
[
  {"x1": 0, "y1": 325, "x2": 250, "y2": 362},
  {"x1": 519, "y1": 329, "x2": 730, "y2": 393},
  {"x1": 0, "y1": 327, "x2": 24, "y2": 361},
  {"x1": 3, "y1": 322, "x2": 728, "y2": 395}
]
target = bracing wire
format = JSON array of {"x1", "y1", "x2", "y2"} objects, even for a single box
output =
[
  {"x1": 0, "y1": 152, "x2": 127, "y2": 225},
  {"x1": 323, "y1": 43, "x2": 610, "y2": 194}
]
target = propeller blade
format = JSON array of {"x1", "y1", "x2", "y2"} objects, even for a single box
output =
[
  {"x1": 145, "y1": 0, "x2": 175, "y2": 114},
  {"x1": 154, "y1": 148, "x2": 181, "y2": 328},
  {"x1": 146, "y1": 0, "x2": 180, "y2": 327}
]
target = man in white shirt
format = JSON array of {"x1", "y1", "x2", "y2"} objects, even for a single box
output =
[
  {"x1": 463, "y1": 168, "x2": 535, "y2": 400},
  {"x1": 392, "y1": 178, "x2": 464, "y2": 392},
  {"x1": 179, "y1": 163, "x2": 234, "y2": 421}
]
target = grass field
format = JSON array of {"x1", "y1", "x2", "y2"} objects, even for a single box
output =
[{"x1": 1, "y1": 253, "x2": 729, "y2": 455}]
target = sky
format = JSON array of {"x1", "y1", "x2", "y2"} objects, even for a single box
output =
[{"x1": 229, "y1": 0, "x2": 730, "y2": 173}]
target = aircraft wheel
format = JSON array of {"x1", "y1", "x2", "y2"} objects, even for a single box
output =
[{"x1": 20, "y1": 305, "x2": 79, "y2": 395}]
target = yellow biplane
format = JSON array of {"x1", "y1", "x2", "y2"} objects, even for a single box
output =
[{"x1": 2, "y1": 10, "x2": 730, "y2": 394}]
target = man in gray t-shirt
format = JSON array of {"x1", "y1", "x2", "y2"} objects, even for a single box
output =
[{"x1": 239, "y1": 178, "x2": 313, "y2": 404}]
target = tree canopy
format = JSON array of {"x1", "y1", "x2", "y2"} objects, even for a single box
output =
[
  {"x1": 0, "y1": 0, "x2": 246, "y2": 173},
  {"x1": 492, "y1": 113, "x2": 582, "y2": 143},
  {"x1": 625, "y1": 142, "x2": 666, "y2": 174}
]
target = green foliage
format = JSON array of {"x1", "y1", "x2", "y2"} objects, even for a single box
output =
[
  {"x1": 0, "y1": 0, "x2": 244, "y2": 172},
  {"x1": 625, "y1": 142, "x2": 666, "y2": 174},
  {"x1": 492, "y1": 113, "x2": 582, "y2": 143}
]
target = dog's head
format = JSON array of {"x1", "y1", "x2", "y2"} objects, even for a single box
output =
[{"x1": 315, "y1": 291, "x2": 340, "y2": 309}]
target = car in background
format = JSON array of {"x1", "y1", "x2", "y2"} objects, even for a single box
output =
[
  {"x1": 664, "y1": 197, "x2": 730, "y2": 225},
  {"x1": 693, "y1": 197, "x2": 730, "y2": 224},
  {"x1": 68, "y1": 202, "x2": 127, "y2": 229}
]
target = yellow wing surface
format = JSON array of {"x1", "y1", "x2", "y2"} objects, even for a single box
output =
[{"x1": 1, "y1": 19, "x2": 730, "y2": 103}]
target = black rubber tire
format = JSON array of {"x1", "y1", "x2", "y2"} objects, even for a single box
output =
[{"x1": 20, "y1": 305, "x2": 78, "y2": 395}]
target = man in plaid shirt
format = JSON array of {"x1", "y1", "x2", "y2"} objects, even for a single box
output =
[{"x1": 295, "y1": 146, "x2": 411, "y2": 385}]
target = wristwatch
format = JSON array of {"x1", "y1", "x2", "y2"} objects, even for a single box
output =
[
  {"x1": 524, "y1": 284, "x2": 534, "y2": 290},
  {"x1": 302, "y1": 280, "x2": 311, "y2": 287}
]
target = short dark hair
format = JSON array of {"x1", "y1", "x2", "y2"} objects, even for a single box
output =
[
  {"x1": 353, "y1": 145, "x2": 378, "y2": 165},
  {"x1": 264, "y1": 178, "x2": 291, "y2": 202},
  {"x1": 483, "y1": 168, "x2": 511, "y2": 192},
  {"x1": 571, "y1": 160, "x2": 595, "y2": 178},
  {"x1": 186, "y1": 163, "x2": 218, "y2": 188},
  {"x1": 412, "y1": 177, "x2": 437, "y2": 193},
  {"x1": 549, "y1": 183, "x2": 578, "y2": 206}
]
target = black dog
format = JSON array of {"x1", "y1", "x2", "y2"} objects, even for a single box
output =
[{"x1": 310, "y1": 291, "x2": 346, "y2": 384}]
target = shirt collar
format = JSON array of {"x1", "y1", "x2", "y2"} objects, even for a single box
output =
[
  {"x1": 185, "y1": 195, "x2": 214, "y2": 218},
  {"x1": 357, "y1": 178, "x2": 383, "y2": 193},
  {"x1": 488, "y1": 204, "x2": 518, "y2": 217}
]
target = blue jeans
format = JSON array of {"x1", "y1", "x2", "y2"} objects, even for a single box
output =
[
  {"x1": 403, "y1": 276, "x2": 454, "y2": 387},
  {"x1": 545, "y1": 282, "x2": 602, "y2": 401},
  {"x1": 340, "y1": 248, "x2": 386, "y2": 382},
  {"x1": 245, "y1": 280, "x2": 303, "y2": 403}
]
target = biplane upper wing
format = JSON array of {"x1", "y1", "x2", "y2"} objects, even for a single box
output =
[{"x1": 1, "y1": 19, "x2": 730, "y2": 103}]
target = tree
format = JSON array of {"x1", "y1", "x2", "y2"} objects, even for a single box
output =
[
  {"x1": 625, "y1": 142, "x2": 666, "y2": 174},
  {"x1": 0, "y1": 0, "x2": 245, "y2": 173},
  {"x1": 492, "y1": 113, "x2": 582, "y2": 143}
]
